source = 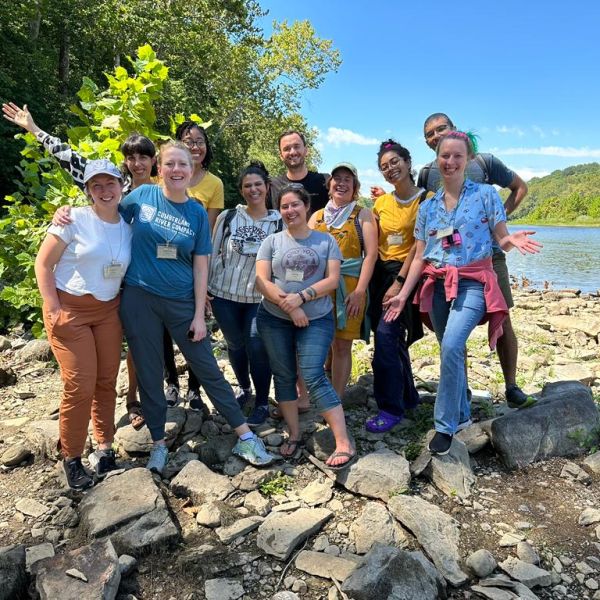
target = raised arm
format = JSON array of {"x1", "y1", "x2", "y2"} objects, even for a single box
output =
[{"x1": 2, "y1": 102, "x2": 87, "y2": 190}]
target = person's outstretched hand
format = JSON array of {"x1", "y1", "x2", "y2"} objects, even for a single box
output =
[{"x1": 2, "y1": 103, "x2": 39, "y2": 134}]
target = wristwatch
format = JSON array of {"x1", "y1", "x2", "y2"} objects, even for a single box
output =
[{"x1": 395, "y1": 274, "x2": 406, "y2": 285}]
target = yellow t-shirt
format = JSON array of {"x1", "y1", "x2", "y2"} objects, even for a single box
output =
[
  {"x1": 187, "y1": 171, "x2": 224, "y2": 210},
  {"x1": 374, "y1": 190, "x2": 432, "y2": 261}
]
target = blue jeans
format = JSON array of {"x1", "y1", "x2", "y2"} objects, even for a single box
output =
[
  {"x1": 429, "y1": 279, "x2": 486, "y2": 435},
  {"x1": 211, "y1": 296, "x2": 271, "y2": 407},
  {"x1": 372, "y1": 316, "x2": 419, "y2": 417},
  {"x1": 256, "y1": 306, "x2": 340, "y2": 412}
]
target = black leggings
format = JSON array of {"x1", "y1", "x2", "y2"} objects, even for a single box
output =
[{"x1": 163, "y1": 328, "x2": 200, "y2": 393}]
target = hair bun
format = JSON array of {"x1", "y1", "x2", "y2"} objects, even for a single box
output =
[
  {"x1": 248, "y1": 160, "x2": 269, "y2": 179},
  {"x1": 379, "y1": 138, "x2": 398, "y2": 152}
]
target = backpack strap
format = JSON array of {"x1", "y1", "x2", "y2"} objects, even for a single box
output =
[
  {"x1": 418, "y1": 189, "x2": 429, "y2": 204},
  {"x1": 352, "y1": 206, "x2": 365, "y2": 256},
  {"x1": 219, "y1": 209, "x2": 236, "y2": 266},
  {"x1": 417, "y1": 164, "x2": 430, "y2": 190},
  {"x1": 474, "y1": 154, "x2": 490, "y2": 184}
]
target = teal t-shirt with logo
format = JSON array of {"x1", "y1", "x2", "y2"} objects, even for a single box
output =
[{"x1": 120, "y1": 184, "x2": 212, "y2": 299}]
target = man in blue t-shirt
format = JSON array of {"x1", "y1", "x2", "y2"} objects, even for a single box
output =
[{"x1": 418, "y1": 112, "x2": 533, "y2": 409}]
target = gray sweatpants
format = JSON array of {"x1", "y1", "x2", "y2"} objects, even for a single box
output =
[{"x1": 120, "y1": 285, "x2": 245, "y2": 441}]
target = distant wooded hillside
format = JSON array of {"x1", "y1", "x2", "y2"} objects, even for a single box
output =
[{"x1": 510, "y1": 162, "x2": 600, "y2": 225}]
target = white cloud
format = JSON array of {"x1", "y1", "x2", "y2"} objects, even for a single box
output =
[
  {"x1": 497, "y1": 125, "x2": 525, "y2": 137},
  {"x1": 551, "y1": 129, "x2": 560, "y2": 136},
  {"x1": 490, "y1": 146, "x2": 600, "y2": 158},
  {"x1": 532, "y1": 125, "x2": 546, "y2": 138},
  {"x1": 509, "y1": 167, "x2": 551, "y2": 181},
  {"x1": 323, "y1": 127, "x2": 378, "y2": 147}
]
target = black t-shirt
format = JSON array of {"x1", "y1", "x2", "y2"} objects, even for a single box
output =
[{"x1": 270, "y1": 171, "x2": 330, "y2": 213}]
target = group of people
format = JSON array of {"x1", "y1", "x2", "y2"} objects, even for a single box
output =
[{"x1": 2, "y1": 101, "x2": 540, "y2": 490}]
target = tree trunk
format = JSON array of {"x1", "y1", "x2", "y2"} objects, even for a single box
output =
[{"x1": 58, "y1": 31, "x2": 70, "y2": 95}]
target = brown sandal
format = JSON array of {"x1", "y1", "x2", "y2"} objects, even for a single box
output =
[
  {"x1": 280, "y1": 438, "x2": 304, "y2": 458},
  {"x1": 127, "y1": 401, "x2": 145, "y2": 431},
  {"x1": 270, "y1": 405, "x2": 311, "y2": 420}
]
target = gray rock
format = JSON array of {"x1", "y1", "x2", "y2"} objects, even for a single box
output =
[
  {"x1": 162, "y1": 451, "x2": 198, "y2": 479},
  {"x1": 546, "y1": 315, "x2": 600, "y2": 338},
  {"x1": 305, "y1": 427, "x2": 355, "y2": 461},
  {"x1": 499, "y1": 556, "x2": 551, "y2": 587},
  {"x1": 341, "y1": 544, "x2": 446, "y2": 600},
  {"x1": 0, "y1": 545, "x2": 27, "y2": 600},
  {"x1": 215, "y1": 516, "x2": 264, "y2": 544},
  {"x1": 78, "y1": 468, "x2": 179, "y2": 555},
  {"x1": 118, "y1": 554, "x2": 137, "y2": 577},
  {"x1": 423, "y1": 435, "x2": 475, "y2": 498},
  {"x1": 222, "y1": 455, "x2": 248, "y2": 477},
  {"x1": 349, "y1": 502, "x2": 409, "y2": 554},
  {"x1": 51, "y1": 506, "x2": 79, "y2": 528},
  {"x1": 579, "y1": 508, "x2": 600, "y2": 526},
  {"x1": 471, "y1": 586, "x2": 519, "y2": 599},
  {"x1": 257, "y1": 507, "x2": 332, "y2": 560},
  {"x1": 0, "y1": 444, "x2": 32, "y2": 467},
  {"x1": 25, "y1": 420, "x2": 60, "y2": 459},
  {"x1": 499, "y1": 532, "x2": 525, "y2": 547},
  {"x1": 490, "y1": 381, "x2": 599, "y2": 469},
  {"x1": 205, "y1": 577, "x2": 245, "y2": 600},
  {"x1": 16, "y1": 339, "x2": 52, "y2": 362},
  {"x1": 0, "y1": 335, "x2": 11, "y2": 350},
  {"x1": 271, "y1": 593, "x2": 300, "y2": 600},
  {"x1": 466, "y1": 549, "x2": 497, "y2": 578},
  {"x1": 336, "y1": 449, "x2": 411, "y2": 502},
  {"x1": 232, "y1": 465, "x2": 283, "y2": 492},
  {"x1": 456, "y1": 420, "x2": 491, "y2": 453},
  {"x1": 584, "y1": 451, "x2": 600, "y2": 474},
  {"x1": 343, "y1": 383, "x2": 369, "y2": 406},
  {"x1": 295, "y1": 550, "x2": 360, "y2": 581},
  {"x1": 170, "y1": 460, "x2": 234, "y2": 503},
  {"x1": 298, "y1": 478, "x2": 333, "y2": 506},
  {"x1": 0, "y1": 361, "x2": 17, "y2": 388},
  {"x1": 115, "y1": 407, "x2": 186, "y2": 452},
  {"x1": 243, "y1": 490, "x2": 270, "y2": 516},
  {"x1": 35, "y1": 539, "x2": 120, "y2": 600},
  {"x1": 196, "y1": 433, "x2": 238, "y2": 466},
  {"x1": 388, "y1": 494, "x2": 468, "y2": 586},
  {"x1": 25, "y1": 542, "x2": 55, "y2": 572},
  {"x1": 15, "y1": 497, "x2": 48, "y2": 518},
  {"x1": 517, "y1": 541, "x2": 540, "y2": 565},
  {"x1": 179, "y1": 410, "x2": 204, "y2": 442},
  {"x1": 196, "y1": 502, "x2": 222, "y2": 528}
]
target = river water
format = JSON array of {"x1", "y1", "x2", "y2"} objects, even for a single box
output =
[{"x1": 506, "y1": 225, "x2": 599, "y2": 293}]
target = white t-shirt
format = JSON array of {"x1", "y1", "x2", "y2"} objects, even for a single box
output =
[{"x1": 49, "y1": 206, "x2": 132, "y2": 301}]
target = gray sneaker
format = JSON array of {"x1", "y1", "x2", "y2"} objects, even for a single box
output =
[
  {"x1": 232, "y1": 435, "x2": 275, "y2": 467},
  {"x1": 147, "y1": 444, "x2": 169, "y2": 474}
]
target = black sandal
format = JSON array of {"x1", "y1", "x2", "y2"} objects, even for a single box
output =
[
  {"x1": 127, "y1": 401, "x2": 145, "y2": 431},
  {"x1": 280, "y1": 438, "x2": 304, "y2": 458}
]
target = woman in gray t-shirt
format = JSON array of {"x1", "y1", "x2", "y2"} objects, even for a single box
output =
[{"x1": 256, "y1": 185, "x2": 355, "y2": 469}]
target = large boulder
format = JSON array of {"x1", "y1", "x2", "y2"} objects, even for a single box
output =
[
  {"x1": 15, "y1": 339, "x2": 52, "y2": 362},
  {"x1": 170, "y1": 460, "x2": 234, "y2": 503},
  {"x1": 490, "y1": 381, "x2": 599, "y2": 469},
  {"x1": 78, "y1": 468, "x2": 179, "y2": 555},
  {"x1": 256, "y1": 508, "x2": 332, "y2": 560},
  {"x1": 35, "y1": 539, "x2": 120, "y2": 600},
  {"x1": 423, "y1": 436, "x2": 475, "y2": 499},
  {"x1": 388, "y1": 495, "x2": 468, "y2": 586},
  {"x1": 341, "y1": 544, "x2": 446, "y2": 600},
  {"x1": 336, "y1": 449, "x2": 411, "y2": 502},
  {"x1": 0, "y1": 545, "x2": 27, "y2": 600},
  {"x1": 115, "y1": 407, "x2": 186, "y2": 453},
  {"x1": 349, "y1": 502, "x2": 409, "y2": 554},
  {"x1": 24, "y1": 420, "x2": 60, "y2": 459}
]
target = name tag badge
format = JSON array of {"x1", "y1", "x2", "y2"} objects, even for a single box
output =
[
  {"x1": 387, "y1": 233, "x2": 404, "y2": 246},
  {"x1": 243, "y1": 241, "x2": 261, "y2": 255},
  {"x1": 285, "y1": 268, "x2": 304, "y2": 282},
  {"x1": 157, "y1": 244, "x2": 178, "y2": 260},
  {"x1": 103, "y1": 262, "x2": 124, "y2": 279},
  {"x1": 436, "y1": 226, "x2": 454, "y2": 239}
]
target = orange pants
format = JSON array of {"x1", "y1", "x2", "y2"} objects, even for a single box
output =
[{"x1": 43, "y1": 290, "x2": 122, "y2": 458}]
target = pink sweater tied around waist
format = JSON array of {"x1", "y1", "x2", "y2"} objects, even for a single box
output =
[{"x1": 413, "y1": 257, "x2": 508, "y2": 349}]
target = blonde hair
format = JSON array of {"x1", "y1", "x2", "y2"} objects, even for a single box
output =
[{"x1": 158, "y1": 140, "x2": 193, "y2": 167}]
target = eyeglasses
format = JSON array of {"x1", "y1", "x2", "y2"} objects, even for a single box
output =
[
  {"x1": 425, "y1": 124, "x2": 450, "y2": 140},
  {"x1": 379, "y1": 156, "x2": 403, "y2": 173},
  {"x1": 183, "y1": 139, "x2": 206, "y2": 148}
]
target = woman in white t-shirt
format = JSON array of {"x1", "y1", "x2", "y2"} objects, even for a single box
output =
[{"x1": 35, "y1": 159, "x2": 132, "y2": 491}]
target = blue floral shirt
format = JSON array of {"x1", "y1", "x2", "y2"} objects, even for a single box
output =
[{"x1": 414, "y1": 179, "x2": 506, "y2": 267}]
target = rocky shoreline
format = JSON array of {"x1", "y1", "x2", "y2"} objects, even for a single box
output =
[{"x1": 0, "y1": 288, "x2": 599, "y2": 600}]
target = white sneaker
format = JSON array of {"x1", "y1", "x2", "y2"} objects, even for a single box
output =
[{"x1": 232, "y1": 435, "x2": 275, "y2": 467}]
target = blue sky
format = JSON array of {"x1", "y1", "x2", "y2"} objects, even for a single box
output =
[{"x1": 260, "y1": 0, "x2": 600, "y2": 190}]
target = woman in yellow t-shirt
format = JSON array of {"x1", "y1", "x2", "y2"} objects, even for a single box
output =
[
  {"x1": 367, "y1": 139, "x2": 430, "y2": 433},
  {"x1": 176, "y1": 121, "x2": 224, "y2": 231}
]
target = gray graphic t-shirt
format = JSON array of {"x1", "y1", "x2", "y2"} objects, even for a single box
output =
[{"x1": 256, "y1": 229, "x2": 342, "y2": 321}]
